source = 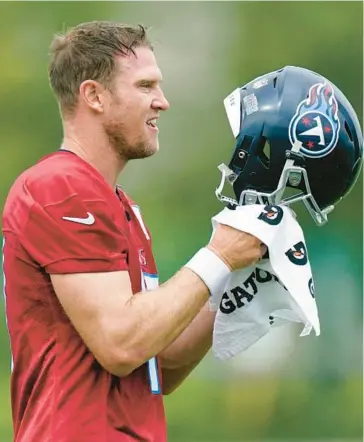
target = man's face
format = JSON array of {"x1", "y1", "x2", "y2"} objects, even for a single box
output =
[{"x1": 103, "y1": 46, "x2": 169, "y2": 160}]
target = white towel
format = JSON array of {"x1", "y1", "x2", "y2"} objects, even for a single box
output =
[{"x1": 210, "y1": 204, "x2": 320, "y2": 361}]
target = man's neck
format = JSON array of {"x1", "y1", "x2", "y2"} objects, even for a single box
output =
[{"x1": 62, "y1": 128, "x2": 126, "y2": 190}]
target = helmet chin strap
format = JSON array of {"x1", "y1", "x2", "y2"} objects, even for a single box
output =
[{"x1": 215, "y1": 141, "x2": 334, "y2": 226}]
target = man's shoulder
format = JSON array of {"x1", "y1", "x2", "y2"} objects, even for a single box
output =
[
  {"x1": 26, "y1": 150, "x2": 98, "y2": 191},
  {"x1": 9, "y1": 151, "x2": 111, "y2": 204},
  {"x1": 2, "y1": 151, "x2": 115, "y2": 233}
]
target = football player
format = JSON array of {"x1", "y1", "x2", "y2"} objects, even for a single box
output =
[{"x1": 2, "y1": 21, "x2": 264, "y2": 442}]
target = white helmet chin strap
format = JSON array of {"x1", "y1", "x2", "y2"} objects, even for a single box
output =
[{"x1": 215, "y1": 140, "x2": 334, "y2": 226}]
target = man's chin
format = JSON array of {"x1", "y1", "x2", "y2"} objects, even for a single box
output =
[
  {"x1": 143, "y1": 140, "x2": 160, "y2": 157},
  {"x1": 150, "y1": 141, "x2": 160, "y2": 155},
  {"x1": 127, "y1": 142, "x2": 159, "y2": 160}
]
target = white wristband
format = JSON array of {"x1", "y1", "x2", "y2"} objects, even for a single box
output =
[{"x1": 184, "y1": 247, "x2": 231, "y2": 298}]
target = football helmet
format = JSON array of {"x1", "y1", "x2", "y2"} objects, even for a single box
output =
[{"x1": 216, "y1": 66, "x2": 363, "y2": 225}]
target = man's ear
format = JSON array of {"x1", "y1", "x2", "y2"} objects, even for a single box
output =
[{"x1": 79, "y1": 80, "x2": 106, "y2": 113}]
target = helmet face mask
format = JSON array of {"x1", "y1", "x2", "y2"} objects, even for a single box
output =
[
  {"x1": 215, "y1": 145, "x2": 335, "y2": 226},
  {"x1": 216, "y1": 66, "x2": 363, "y2": 226}
]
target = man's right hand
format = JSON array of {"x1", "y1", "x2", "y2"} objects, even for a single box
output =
[{"x1": 207, "y1": 223, "x2": 267, "y2": 271}]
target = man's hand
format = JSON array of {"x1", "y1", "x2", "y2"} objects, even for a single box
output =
[{"x1": 207, "y1": 223, "x2": 267, "y2": 271}]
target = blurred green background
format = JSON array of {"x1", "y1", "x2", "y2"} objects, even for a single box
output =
[{"x1": 0, "y1": 2, "x2": 362, "y2": 441}]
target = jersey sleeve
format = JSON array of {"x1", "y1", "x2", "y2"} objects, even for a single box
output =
[{"x1": 20, "y1": 178, "x2": 129, "y2": 274}]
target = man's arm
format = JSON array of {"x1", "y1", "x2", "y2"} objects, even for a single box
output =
[
  {"x1": 51, "y1": 267, "x2": 209, "y2": 377},
  {"x1": 51, "y1": 224, "x2": 264, "y2": 378},
  {"x1": 159, "y1": 301, "x2": 215, "y2": 394}
]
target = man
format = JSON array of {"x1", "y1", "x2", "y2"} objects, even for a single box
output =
[{"x1": 2, "y1": 21, "x2": 264, "y2": 442}]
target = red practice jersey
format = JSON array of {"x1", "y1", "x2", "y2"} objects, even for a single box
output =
[{"x1": 2, "y1": 150, "x2": 166, "y2": 442}]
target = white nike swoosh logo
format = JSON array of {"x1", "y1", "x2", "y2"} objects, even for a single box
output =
[{"x1": 62, "y1": 212, "x2": 95, "y2": 225}]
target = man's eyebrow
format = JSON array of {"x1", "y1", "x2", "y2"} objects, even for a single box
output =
[{"x1": 136, "y1": 78, "x2": 163, "y2": 86}]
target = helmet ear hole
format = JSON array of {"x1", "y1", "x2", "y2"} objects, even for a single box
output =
[
  {"x1": 256, "y1": 136, "x2": 271, "y2": 169},
  {"x1": 263, "y1": 140, "x2": 271, "y2": 160}
]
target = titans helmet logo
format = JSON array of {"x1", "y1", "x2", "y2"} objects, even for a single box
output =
[{"x1": 288, "y1": 81, "x2": 340, "y2": 158}]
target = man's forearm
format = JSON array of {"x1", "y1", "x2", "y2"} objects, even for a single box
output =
[
  {"x1": 159, "y1": 302, "x2": 216, "y2": 394},
  {"x1": 112, "y1": 267, "x2": 211, "y2": 375},
  {"x1": 159, "y1": 301, "x2": 215, "y2": 370}
]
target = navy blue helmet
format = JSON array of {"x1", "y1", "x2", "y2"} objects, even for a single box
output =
[{"x1": 216, "y1": 66, "x2": 363, "y2": 225}]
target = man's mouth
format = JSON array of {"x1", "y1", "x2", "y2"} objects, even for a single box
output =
[{"x1": 146, "y1": 118, "x2": 158, "y2": 130}]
